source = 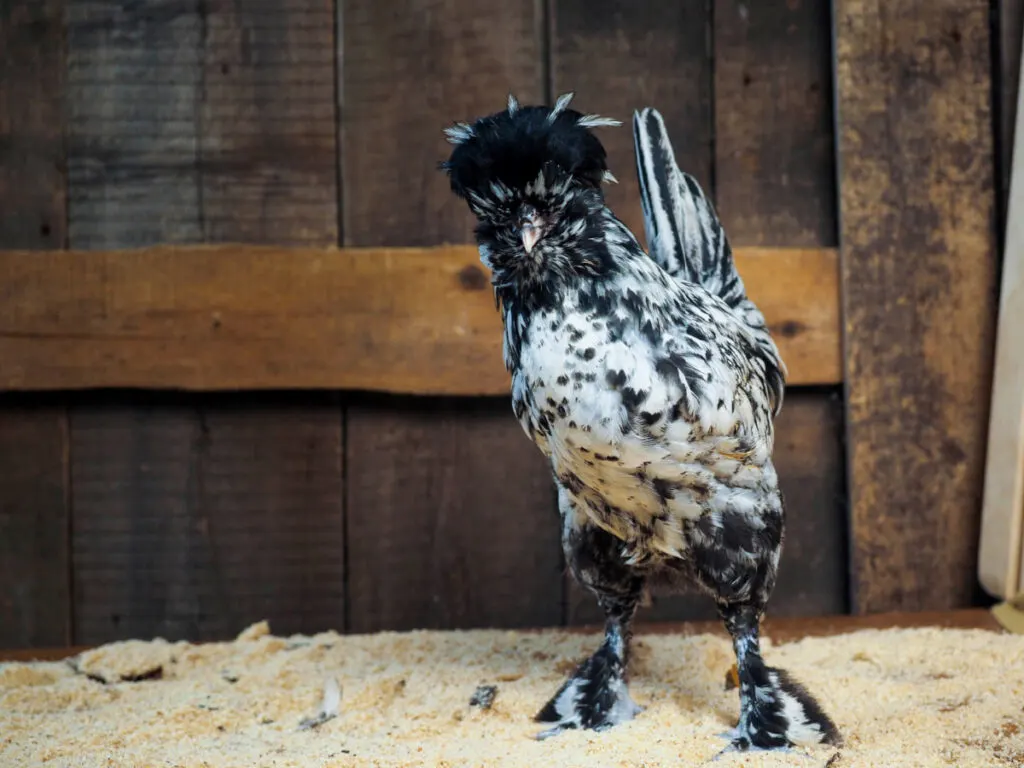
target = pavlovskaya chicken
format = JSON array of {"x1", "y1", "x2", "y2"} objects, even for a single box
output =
[{"x1": 441, "y1": 93, "x2": 840, "y2": 753}]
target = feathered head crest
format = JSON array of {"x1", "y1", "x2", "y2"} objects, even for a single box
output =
[{"x1": 441, "y1": 92, "x2": 621, "y2": 203}]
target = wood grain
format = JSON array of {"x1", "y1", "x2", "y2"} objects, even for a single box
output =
[
  {"x1": 550, "y1": 0, "x2": 713, "y2": 244},
  {"x1": 767, "y1": 391, "x2": 849, "y2": 617},
  {"x1": 70, "y1": 394, "x2": 344, "y2": 645},
  {"x1": 979, "y1": 40, "x2": 1024, "y2": 601},
  {"x1": 344, "y1": 395, "x2": 561, "y2": 632},
  {"x1": 66, "y1": 0, "x2": 337, "y2": 246},
  {"x1": 0, "y1": 402, "x2": 70, "y2": 648},
  {"x1": 65, "y1": 0, "x2": 203, "y2": 641},
  {"x1": 713, "y1": 0, "x2": 836, "y2": 247},
  {"x1": 0, "y1": 244, "x2": 841, "y2": 393},
  {"x1": 568, "y1": 390, "x2": 848, "y2": 624},
  {"x1": 341, "y1": 0, "x2": 544, "y2": 247},
  {"x1": 65, "y1": 0, "x2": 345, "y2": 644},
  {"x1": 1, "y1": 0, "x2": 67, "y2": 249},
  {"x1": 836, "y1": 0, "x2": 999, "y2": 612},
  {"x1": 200, "y1": 0, "x2": 337, "y2": 244},
  {"x1": 66, "y1": 0, "x2": 204, "y2": 246},
  {"x1": 708, "y1": 2, "x2": 846, "y2": 617},
  {"x1": 0, "y1": 0, "x2": 71, "y2": 648},
  {"x1": 340, "y1": 0, "x2": 564, "y2": 633}
]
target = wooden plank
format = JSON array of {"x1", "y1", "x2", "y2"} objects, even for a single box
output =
[
  {"x1": 341, "y1": 0, "x2": 544, "y2": 247},
  {"x1": 70, "y1": 394, "x2": 344, "y2": 645},
  {"x1": 200, "y1": 0, "x2": 337, "y2": 244},
  {"x1": 550, "y1": 0, "x2": 713, "y2": 243},
  {"x1": 66, "y1": 0, "x2": 344, "y2": 644},
  {"x1": 0, "y1": 0, "x2": 71, "y2": 648},
  {"x1": 979, "y1": 39, "x2": 1024, "y2": 602},
  {"x1": 1, "y1": 609, "x2": 1003, "y2": 663},
  {"x1": 767, "y1": 391, "x2": 848, "y2": 617},
  {"x1": 341, "y1": 0, "x2": 562, "y2": 632},
  {"x1": 568, "y1": 390, "x2": 848, "y2": 624},
  {"x1": 0, "y1": 402, "x2": 69, "y2": 648},
  {"x1": 66, "y1": 0, "x2": 204, "y2": 246},
  {"x1": 344, "y1": 395, "x2": 561, "y2": 632},
  {"x1": 66, "y1": 0, "x2": 337, "y2": 246},
  {"x1": 0, "y1": 244, "x2": 841, "y2": 393},
  {"x1": 837, "y1": 1, "x2": 999, "y2": 613},
  {"x1": 1, "y1": 0, "x2": 67, "y2": 250},
  {"x1": 713, "y1": 0, "x2": 836, "y2": 246}
]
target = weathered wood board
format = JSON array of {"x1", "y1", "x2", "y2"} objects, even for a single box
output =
[
  {"x1": 836, "y1": 0, "x2": 999, "y2": 612},
  {"x1": 65, "y1": 0, "x2": 345, "y2": 644},
  {"x1": 713, "y1": 0, "x2": 837, "y2": 247},
  {"x1": 0, "y1": 0, "x2": 71, "y2": 648},
  {"x1": 0, "y1": 244, "x2": 840, "y2": 394}
]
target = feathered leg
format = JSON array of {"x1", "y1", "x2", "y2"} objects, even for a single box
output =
[
  {"x1": 690, "y1": 490, "x2": 840, "y2": 751},
  {"x1": 718, "y1": 602, "x2": 840, "y2": 751},
  {"x1": 535, "y1": 492, "x2": 644, "y2": 738}
]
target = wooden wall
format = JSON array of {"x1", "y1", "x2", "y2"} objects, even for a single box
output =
[
  {"x1": 0, "y1": 0, "x2": 1006, "y2": 647},
  {"x1": 836, "y1": 0, "x2": 1000, "y2": 613}
]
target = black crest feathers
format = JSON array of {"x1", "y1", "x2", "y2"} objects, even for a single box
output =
[{"x1": 441, "y1": 92, "x2": 621, "y2": 203}]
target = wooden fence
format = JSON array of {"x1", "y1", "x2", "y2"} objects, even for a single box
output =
[{"x1": 0, "y1": 0, "x2": 1011, "y2": 648}]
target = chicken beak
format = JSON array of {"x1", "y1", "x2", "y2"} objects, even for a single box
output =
[{"x1": 521, "y1": 223, "x2": 541, "y2": 253}]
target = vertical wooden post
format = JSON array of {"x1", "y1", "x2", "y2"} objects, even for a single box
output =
[{"x1": 836, "y1": 1, "x2": 999, "y2": 612}]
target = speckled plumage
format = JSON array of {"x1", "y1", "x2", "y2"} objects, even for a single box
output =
[{"x1": 443, "y1": 96, "x2": 839, "y2": 752}]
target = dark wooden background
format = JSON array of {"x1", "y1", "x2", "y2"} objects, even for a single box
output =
[{"x1": 0, "y1": 0, "x2": 1011, "y2": 648}]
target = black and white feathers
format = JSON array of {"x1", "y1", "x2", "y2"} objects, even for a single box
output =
[
  {"x1": 443, "y1": 93, "x2": 622, "y2": 308},
  {"x1": 445, "y1": 92, "x2": 619, "y2": 202},
  {"x1": 442, "y1": 94, "x2": 838, "y2": 752},
  {"x1": 633, "y1": 106, "x2": 785, "y2": 413},
  {"x1": 443, "y1": 94, "x2": 784, "y2": 533}
]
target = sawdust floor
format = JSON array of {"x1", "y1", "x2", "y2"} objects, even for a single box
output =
[{"x1": 2, "y1": 621, "x2": 1023, "y2": 767}]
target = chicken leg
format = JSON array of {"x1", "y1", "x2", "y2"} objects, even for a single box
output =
[
  {"x1": 535, "y1": 496, "x2": 644, "y2": 738},
  {"x1": 717, "y1": 601, "x2": 839, "y2": 750}
]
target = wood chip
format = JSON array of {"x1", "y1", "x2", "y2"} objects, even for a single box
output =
[{"x1": 1, "y1": 625, "x2": 1022, "y2": 766}]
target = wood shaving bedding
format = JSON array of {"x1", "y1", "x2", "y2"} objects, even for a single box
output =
[{"x1": 1, "y1": 623, "x2": 1022, "y2": 767}]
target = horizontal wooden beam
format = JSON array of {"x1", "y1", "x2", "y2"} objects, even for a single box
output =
[{"x1": 0, "y1": 244, "x2": 841, "y2": 395}]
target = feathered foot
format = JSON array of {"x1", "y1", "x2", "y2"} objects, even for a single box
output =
[
  {"x1": 720, "y1": 604, "x2": 841, "y2": 751},
  {"x1": 534, "y1": 623, "x2": 642, "y2": 739},
  {"x1": 721, "y1": 665, "x2": 840, "y2": 751}
]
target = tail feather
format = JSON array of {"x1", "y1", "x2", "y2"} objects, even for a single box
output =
[
  {"x1": 632, "y1": 106, "x2": 746, "y2": 309},
  {"x1": 633, "y1": 106, "x2": 787, "y2": 412}
]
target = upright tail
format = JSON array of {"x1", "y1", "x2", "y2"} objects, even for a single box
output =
[
  {"x1": 632, "y1": 107, "x2": 747, "y2": 308},
  {"x1": 632, "y1": 106, "x2": 787, "y2": 411}
]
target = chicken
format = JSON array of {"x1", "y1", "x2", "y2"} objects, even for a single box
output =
[{"x1": 441, "y1": 93, "x2": 840, "y2": 752}]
